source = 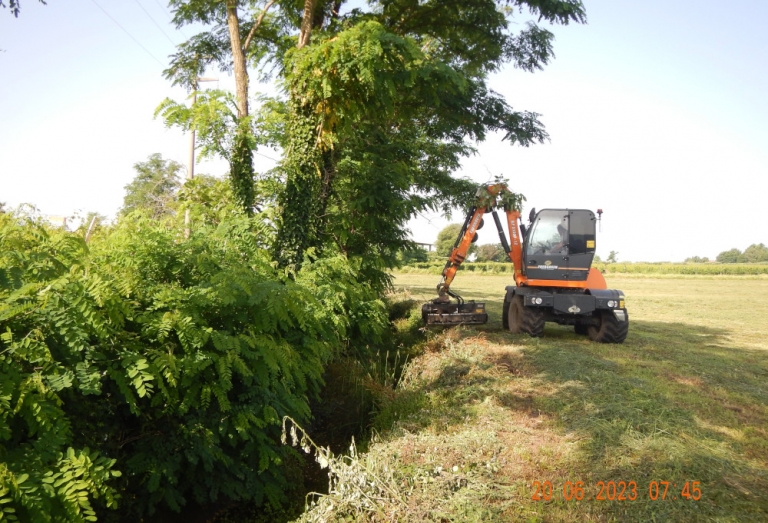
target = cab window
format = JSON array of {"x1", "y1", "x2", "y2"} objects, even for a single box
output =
[
  {"x1": 567, "y1": 210, "x2": 596, "y2": 254},
  {"x1": 527, "y1": 210, "x2": 569, "y2": 255}
]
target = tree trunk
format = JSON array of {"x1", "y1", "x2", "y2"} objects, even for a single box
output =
[
  {"x1": 226, "y1": 0, "x2": 249, "y2": 118},
  {"x1": 273, "y1": 0, "x2": 329, "y2": 267},
  {"x1": 272, "y1": 99, "x2": 323, "y2": 268},
  {"x1": 225, "y1": 1, "x2": 254, "y2": 213},
  {"x1": 298, "y1": 0, "x2": 316, "y2": 49},
  {"x1": 318, "y1": 147, "x2": 335, "y2": 227}
]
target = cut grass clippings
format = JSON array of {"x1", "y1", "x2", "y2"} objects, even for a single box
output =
[{"x1": 292, "y1": 273, "x2": 768, "y2": 522}]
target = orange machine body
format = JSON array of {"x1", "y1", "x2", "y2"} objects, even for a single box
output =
[
  {"x1": 439, "y1": 187, "x2": 606, "y2": 295},
  {"x1": 427, "y1": 183, "x2": 626, "y2": 343}
]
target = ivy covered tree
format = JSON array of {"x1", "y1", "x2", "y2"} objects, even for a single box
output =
[
  {"x1": 157, "y1": 0, "x2": 587, "y2": 282},
  {"x1": 158, "y1": 0, "x2": 283, "y2": 213},
  {"x1": 271, "y1": 1, "x2": 585, "y2": 275}
]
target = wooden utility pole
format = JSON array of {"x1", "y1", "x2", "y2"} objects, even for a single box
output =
[
  {"x1": 185, "y1": 77, "x2": 218, "y2": 238},
  {"x1": 84, "y1": 215, "x2": 98, "y2": 243}
]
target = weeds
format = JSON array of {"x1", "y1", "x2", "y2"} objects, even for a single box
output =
[{"x1": 283, "y1": 395, "x2": 507, "y2": 523}]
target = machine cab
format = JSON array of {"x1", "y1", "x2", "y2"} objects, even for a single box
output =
[{"x1": 522, "y1": 209, "x2": 597, "y2": 281}]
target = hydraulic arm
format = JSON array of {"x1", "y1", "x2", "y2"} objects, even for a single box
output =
[
  {"x1": 423, "y1": 184, "x2": 525, "y2": 325},
  {"x1": 421, "y1": 184, "x2": 627, "y2": 343}
]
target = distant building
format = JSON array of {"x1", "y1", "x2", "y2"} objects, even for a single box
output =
[
  {"x1": 414, "y1": 242, "x2": 434, "y2": 251},
  {"x1": 45, "y1": 216, "x2": 69, "y2": 230}
]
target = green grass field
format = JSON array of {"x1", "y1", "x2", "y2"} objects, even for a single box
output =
[
  {"x1": 394, "y1": 273, "x2": 768, "y2": 349},
  {"x1": 397, "y1": 262, "x2": 768, "y2": 276},
  {"x1": 300, "y1": 273, "x2": 768, "y2": 522}
]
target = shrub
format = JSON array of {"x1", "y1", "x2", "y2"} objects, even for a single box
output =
[
  {"x1": 0, "y1": 211, "x2": 387, "y2": 520},
  {"x1": 397, "y1": 246, "x2": 428, "y2": 265}
]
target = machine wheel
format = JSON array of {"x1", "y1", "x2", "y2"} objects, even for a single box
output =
[
  {"x1": 587, "y1": 310, "x2": 629, "y2": 343},
  {"x1": 574, "y1": 323, "x2": 589, "y2": 335},
  {"x1": 502, "y1": 297, "x2": 510, "y2": 330},
  {"x1": 507, "y1": 295, "x2": 545, "y2": 337}
]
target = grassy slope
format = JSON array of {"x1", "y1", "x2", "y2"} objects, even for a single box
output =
[{"x1": 295, "y1": 274, "x2": 768, "y2": 522}]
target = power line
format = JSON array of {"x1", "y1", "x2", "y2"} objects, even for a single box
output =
[
  {"x1": 151, "y1": 0, "x2": 173, "y2": 19},
  {"x1": 133, "y1": 0, "x2": 178, "y2": 47},
  {"x1": 89, "y1": 0, "x2": 165, "y2": 67},
  {"x1": 255, "y1": 150, "x2": 279, "y2": 163},
  {"x1": 151, "y1": 0, "x2": 189, "y2": 39}
]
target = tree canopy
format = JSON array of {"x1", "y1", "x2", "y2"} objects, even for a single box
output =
[
  {"x1": 157, "y1": 0, "x2": 587, "y2": 284},
  {"x1": 436, "y1": 223, "x2": 478, "y2": 258},
  {"x1": 716, "y1": 244, "x2": 768, "y2": 263},
  {"x1": 121, "y1": 153, "x2": 183, "y2": 218},
  {"x1": 476, "y1": 243, "x2": 507, "y2": 262}
]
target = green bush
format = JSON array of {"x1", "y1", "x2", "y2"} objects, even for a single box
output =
[{"x1": 0, "y1": 211, "x2": 387, "y2": 521}]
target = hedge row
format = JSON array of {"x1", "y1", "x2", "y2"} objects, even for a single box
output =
[{"x1": 397, "y1": 261, "x2": 768, "y2": 276}]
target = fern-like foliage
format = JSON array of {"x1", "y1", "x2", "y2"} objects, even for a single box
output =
[{"x1": 0, "y1": 209, "x2": 388, "y2": 520}]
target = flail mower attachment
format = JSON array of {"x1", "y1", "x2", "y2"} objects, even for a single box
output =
[
  {"x1": 421, "y1": 183, "x2": 518, "y2": 326},
  {"x1": 421, "y1": 290, "x2": 488, "y2": 326}
]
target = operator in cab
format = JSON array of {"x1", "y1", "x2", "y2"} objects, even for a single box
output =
[{"x1": 547, "y1": 223, "x2": 568, "y2": 254}]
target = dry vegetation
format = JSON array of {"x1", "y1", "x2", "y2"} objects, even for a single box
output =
[{"x1": 290, "y1": 274, "x2": 768, "y2": 522}]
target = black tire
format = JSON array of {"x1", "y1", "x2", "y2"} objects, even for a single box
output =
[
  {"x1": 587, "y1": 309, "x2": 629, "y2": 343},
  {"x1": 574, "y1": 323, "x2": 589, "y2": 335},
  {"x1": 507, "y1": 295, "x2": 545, "y2": 337},
  {"x1": 502, "y1": 297, "x2": 510, "y2": 329}
]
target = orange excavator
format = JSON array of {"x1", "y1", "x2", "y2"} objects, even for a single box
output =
[{"x1": 421, "y1": 183, "x2": 628, "y2": 343}]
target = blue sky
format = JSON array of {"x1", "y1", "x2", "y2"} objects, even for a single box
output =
[{"x1": 1, "y1": 0, "x2": 766, "y2": 262}]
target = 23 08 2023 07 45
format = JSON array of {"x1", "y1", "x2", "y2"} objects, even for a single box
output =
[{"x1": 531, "y1": 480, "x2": 702, "y2": 501}]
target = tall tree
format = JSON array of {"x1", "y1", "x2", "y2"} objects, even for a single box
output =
[
  {"x1": 476, "y1": 243, "x2": 507, "y2": 262},
  {"x1": 716, "y1": 248, "x2": 741, "y2": 263},
  {"x1": 272, "y1": 0, "x2": 585, "y2": 275},
  {"x1": 121, "y1": 153, "x2": 183, "y2": 218},
  {"x1": 164, "y1": 0, "x2": 283, "y2": 213},
  {"x1": 159, "y1": 0, "x2": 587, "y2": 278},
  {"x1": 436, "y1": 223, "x2": 478, "y2": 258},
  {"x1": 742, "y1": 243, "x2": 768, "y2": 263}
]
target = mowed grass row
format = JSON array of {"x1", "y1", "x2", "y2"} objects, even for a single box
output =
[{"x1": 378, "y1": 273, "x2": 768, "y2": 522}]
